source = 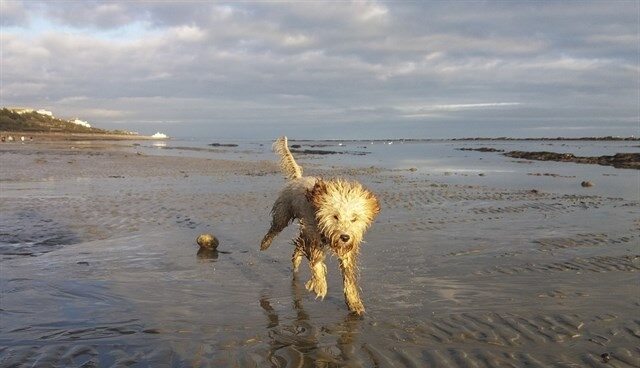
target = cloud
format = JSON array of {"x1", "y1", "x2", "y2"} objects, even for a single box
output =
[
  {"x1": 74, "y1": 108, "x2": 131, "y2": 119},
  {"x1": 399, "y1": 103, "x2": 523, "y2": 118},
  {"x1": 282, "y1": 33, "x2": 312, "y2": 47},
  {"x1": 1, "y1": 1, "x2": 30, "y2": 26},
  {"x1": 356, "y1": 2, "x2": 389, "y2": 22},
  {"x1": 2, "y1": 82, "x2": 47, "y2": 99},
  {"x1": 527, "y1": 126, "x2": 632, "y2": 131},
  {"x1": 170, "y1": 25, "x2": 207, "y2": 42},
  {"x1": 415, "y1": 102, "x2": 522, "y2": 110},
  {"x1": 43, "y1": 2, "x2": 137, "y2": 29},
  {"x1": 1, "y1": 1, "x2": 638, "y2": 138}
]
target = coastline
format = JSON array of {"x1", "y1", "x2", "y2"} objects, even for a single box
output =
[
  {"x1": 0, "y1": 131, "x2": 168, "y2": 141},
  {"x1": 291, "y1": 136, "x2": 639, "y2": 143}
]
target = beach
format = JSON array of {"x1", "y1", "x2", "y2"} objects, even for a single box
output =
[{"x1": 1, "y1": 139, "x2": 638, "y2": 367}]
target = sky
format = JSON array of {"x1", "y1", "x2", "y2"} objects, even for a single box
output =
[{"x1": 1, "y1": 1, "x2": 638, "y2": 139}]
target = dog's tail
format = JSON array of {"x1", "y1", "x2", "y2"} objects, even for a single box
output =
[{"x1": 273, "y1": 136, "x2": 303, "y2": 180}]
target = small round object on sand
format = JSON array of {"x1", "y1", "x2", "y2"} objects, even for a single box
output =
[
  {"x1": 581, "y1": 181, "x2": 594, "y2": 187},
  {"x1": 197, "y1": 233, "x2": 219, "y2": 250}
]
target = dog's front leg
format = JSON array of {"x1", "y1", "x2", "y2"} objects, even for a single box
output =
[
  {"x1": 305, "y1": 246, "x2": 327, "y2": 299},
  {"x1": 338, "y1": 252, "x2": 365, "y2": 315}
]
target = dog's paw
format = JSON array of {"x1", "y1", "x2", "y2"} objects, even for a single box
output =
[
  {"x1": 347, "y1": 300, "x2": 365, "y2": 315},
  {"x1": 291, "y1": 253, "x2": 303, "y2": 273},
  {"x1": 260, "y1": 237, "x2": 272, "y2": 251},
  {"x1": 305, "y1": 278, "x2": 327, "y2": 299}
]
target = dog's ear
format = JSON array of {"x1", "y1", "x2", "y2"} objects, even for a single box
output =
[
  {"x1": 367, "y1": 192, "x2": 381, "y2": 217},
  {"x1": 306, "y1": 179, "x2": 327, "y2": 206}
]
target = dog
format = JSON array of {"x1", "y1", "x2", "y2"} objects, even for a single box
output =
[{"x1": 260, "y1": 137, "x2": 380, "y2": 315}]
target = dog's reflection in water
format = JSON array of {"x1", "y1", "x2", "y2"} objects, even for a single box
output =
[{"x1": 259, "y1": 277, "x2": 362, "y2": 366}]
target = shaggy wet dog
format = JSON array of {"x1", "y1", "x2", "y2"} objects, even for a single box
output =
[{"x1": 260, "y1": 137, "x2": 380, "y2": 315}]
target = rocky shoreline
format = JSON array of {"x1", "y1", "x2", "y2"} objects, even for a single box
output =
[
  {"x1": 289, "y1": 136, "x2": 639, "y2": 143},
  {"x1": 452, "y1": 136, "x2": 639, "y2": 141},
  {"x1": 504, "y1": 151, "x2": 640, "y2": 170}
]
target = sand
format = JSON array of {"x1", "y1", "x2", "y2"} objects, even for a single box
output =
[{"x1": 1, "y1": 140, "x2": 638, "y2": 367}]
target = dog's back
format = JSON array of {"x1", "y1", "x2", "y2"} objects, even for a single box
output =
[
  {"x1": 262, "y1": 136, "x2": 379, "y2": 314},
  {"x1": 273, "y1": 136, "x2": 303, "y2": 180}
]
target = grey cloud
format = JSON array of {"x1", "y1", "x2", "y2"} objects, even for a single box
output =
[
  {"x1": 1, "y1": 0, "x2": 29, "y2": 26},
  {"x1": 42, "y1": 1, "x2": 139, "y2": 29},
  {"x1": 1, "y1": 1, "x2": 638, "y2": 138}
]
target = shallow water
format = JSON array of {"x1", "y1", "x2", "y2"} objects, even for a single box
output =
[
  {"x1": 1, "y1": 141, "x2": 639, "y2": 367},
  {"x1": 136, "y1": 138, "x2": 639, "y2": 200}
]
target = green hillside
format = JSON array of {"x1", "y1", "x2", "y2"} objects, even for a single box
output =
[{"x1": 0, "y1": 108, "x2": 129, "y2": 134}]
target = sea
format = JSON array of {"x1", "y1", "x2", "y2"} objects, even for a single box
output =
[{"x1": 134, "y1": 137, "x2": 639, "y2": 200}]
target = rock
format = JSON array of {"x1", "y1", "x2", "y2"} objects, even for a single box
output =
[
  {"x1": 408, "y1": 167, "x2": 418, "y2": 172},
  {"x1": 457, "y1": 147, "x2": 505, "y2": 152},
  {"x1": 478, "y1": 173, "x2": 485, "y2": 176},
  {"x1": 504, "y1": 151, "x2": 640, "y2": 169},
  {"x1": 601, "y1": 352, "x2": 610, "y2": 363},
  {"x1": 196, "y1": 233, "x2": 219, "y2": 250},
  {"x1": 290, "y1": 148, "x2": 339, "y2": 155},
  {"x1": 581, "y1": 181, "x2": 594, "y2": 187},
  {"x1": 208, "y1": 143, "x2": 238, "y2": 147},
  {"x1": 289, "y1": 148, "x2": 370, "y2": 156}
]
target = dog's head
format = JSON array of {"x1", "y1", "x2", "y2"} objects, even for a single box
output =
[{"x1": 306, "y1": 178, "x2": 380, "y2": 254}]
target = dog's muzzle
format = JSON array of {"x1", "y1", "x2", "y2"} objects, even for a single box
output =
[{"x1": 327, "y1": 233, "x2": 352, "y2": 249}]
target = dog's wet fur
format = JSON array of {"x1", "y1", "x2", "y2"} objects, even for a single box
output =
[{"x1": 260, "y1": 137, "x2": 380, "y2": 315}]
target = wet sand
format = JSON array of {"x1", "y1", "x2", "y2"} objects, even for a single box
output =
[{"x1": 1, "y1": 141, "x2": 638, "y2": 367}]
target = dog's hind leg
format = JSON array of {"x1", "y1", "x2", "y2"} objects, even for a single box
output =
[
  {"x1": 338, "y1": 252, "x2": 365, "y2": 315},
  {"x1": 291, "y1": 237, "x2": 305, "y2": 273},
  {"x1": 305, "y1": 246, "x2": 327, "y2": 299},
  {"x1": 260, "y1": 198, "x2": 291, "y2": 250}
]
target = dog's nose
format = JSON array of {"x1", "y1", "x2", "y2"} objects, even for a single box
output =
[{"x1": 340, "y1": 234, "x2": 350, "y2": 242}]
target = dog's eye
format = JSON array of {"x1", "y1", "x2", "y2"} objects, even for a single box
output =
[
  {"x1": 333, "y1": 215, "x2": 339, "y2": 220},
  {"x1": 351, "y1": 217, "x2": 357, "y2": 222}
]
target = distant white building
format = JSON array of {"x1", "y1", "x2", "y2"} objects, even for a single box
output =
[
  {"x1": 72, "y1": 119, "x2": 91, "y2": 128},
  {"x1": 151, "y1": 132, "x2": 168, "y2": 139},
  {"x1": 36, "y1": 109, "x2": 53, "y2": 116},
  {"x1": 9, "y1": 108, "x2": 34, "y2": 114},
  {"x1": 9, "y1": 108, "x2": 54, "y2": 117}
]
